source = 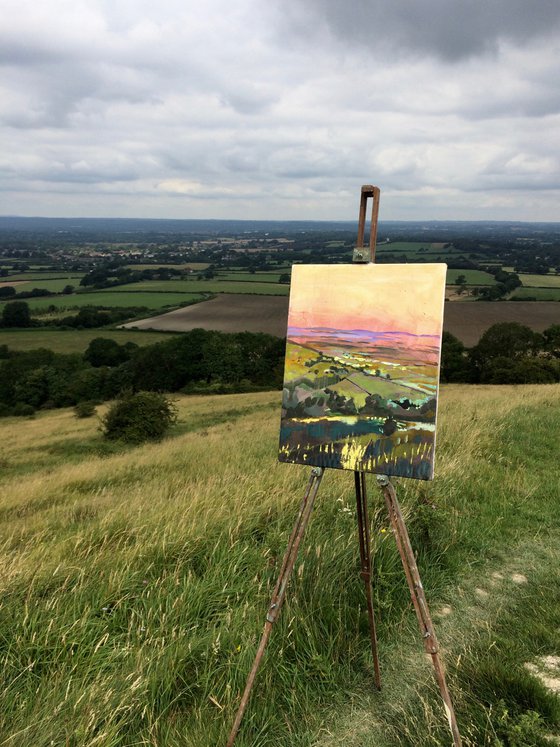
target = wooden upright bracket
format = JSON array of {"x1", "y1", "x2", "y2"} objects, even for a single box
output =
[{"x1": 354, "y1": 185, "x2": 381, "y2": 263}]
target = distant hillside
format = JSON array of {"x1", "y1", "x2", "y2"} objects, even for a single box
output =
[{"x1": 2, "y1": 215, "x2": 560, "y2": 241}]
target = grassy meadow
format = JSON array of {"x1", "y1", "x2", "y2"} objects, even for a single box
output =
[
  {"x1": 446, "y1": 269, "x2": 496, "y2": 286},
  {"x1": 517, "y1": 274, "x2": 560, "y2": 288},
  {"x1": 0, "y1": 328, "x2": 174, "y2": 354},
  {"x1": 0, "y1": 277, "x2": 83, "y2": 292},
  {"x1": 511, "y1": 288, "x2": 560, "y2": 301},
  {"x1": 22, "y1": 291, "x2": 207, "y2": 312},
  {"x1": 1, "y1": 385, "x2": 560, "y2": 745},
  {"x1": 109, "y1": 280, "x2": 291, "y2": 296}
]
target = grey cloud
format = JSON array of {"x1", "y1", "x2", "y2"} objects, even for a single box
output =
[
  {"x1": 219, "y1": 87, "x2": 278, "y2": 115},
  {"x1": 282, "y1": 0, "x2": 560, "y2": 61},
  {"x1": 1, "y1": 156, "x2": 140, "y2": 185},
  {"x1": 0, "y1": 41, "x2": 63, "y2": 66},
  {"x1": 223, "y1": 152, "x2": 263, "y2": 174},
  {"x1": 1, "y1": 0, "x2": 560, "y2": 220}
]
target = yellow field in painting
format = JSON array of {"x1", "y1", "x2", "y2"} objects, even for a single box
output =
[
  {"x1": 284, "y1": 341, "x2": 438, "y2": 399},
  {"x1": 278, "y1": 421, "x2": 435, "y2": 477},
  {"x1": 338, "y1": 428, "x2": 434, "y2": 473},
  {"x1": 283, "y1": 341, "x2": 333, "y2": 379}
]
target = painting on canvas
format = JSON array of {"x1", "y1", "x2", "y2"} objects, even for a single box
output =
[{"x1": 278, "y1": 263, "x2": 447, "y2": 480}]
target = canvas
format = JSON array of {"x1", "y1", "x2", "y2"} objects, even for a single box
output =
[{"x1": 278, "y1": 263, "x2": 447, "y2": 480}]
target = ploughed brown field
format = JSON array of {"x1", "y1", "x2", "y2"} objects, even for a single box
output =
[
  {"x1": 443, "y1": 301, "x2": 560, "y2": 345},
  {"x1": 122, "y1": 294, "x2": 290, "y2": 337},
  {"x1": 123, "y1": 295, "x2": 559, "y2": 346}
]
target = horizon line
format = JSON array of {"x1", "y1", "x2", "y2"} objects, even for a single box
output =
[
  {"x1": 1, "y1": 215, "x2": 560, "y2": 226},
  {"x1": 288, "y1": 327, "x2": 441, "y2": 339}
]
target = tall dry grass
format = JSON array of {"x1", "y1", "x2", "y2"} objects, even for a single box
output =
[{"x1": 0, "y1": 384, "x2": 559, "y2": 745}]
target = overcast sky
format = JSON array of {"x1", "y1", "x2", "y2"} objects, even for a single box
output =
[{"x1": 1, "y1": 0, "x2": 560, "y2": 221}]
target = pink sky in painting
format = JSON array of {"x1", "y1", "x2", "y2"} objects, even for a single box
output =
[{"x1": 288, "y1": 263, "x2": 447, "y2": 338}]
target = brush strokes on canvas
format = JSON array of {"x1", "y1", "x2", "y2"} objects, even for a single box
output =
[{"x1": 278, "y1": 264, "x2": 446, "y2": 480}]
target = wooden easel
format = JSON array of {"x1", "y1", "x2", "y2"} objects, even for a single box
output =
[{"x1": 226, "y1": 186, "x2": 462, "y2": 746}]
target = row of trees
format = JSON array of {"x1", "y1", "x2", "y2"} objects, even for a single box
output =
[
  {"x1": 477, "y1": 268, "x2": 522, "y2": 300},
  {"x1": 1, "y1": 300, "x2": 148, "y2": 329},
  {"x1": 0, "y1": 329, "x2": 285, "y2": 416},
  {"x1": 79, "y1": 263, "x2": 190, "y2": 289},
  {"x1": 442, "y1": 323, "x2": 560, "y2": 384},
  {"x1": 0, "y1": 319, "x2": 558, "y2": 417}
]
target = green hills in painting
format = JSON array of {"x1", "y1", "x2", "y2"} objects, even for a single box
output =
[{"x1": 279, "y1": 329, "x2": 441, "y2": 479}]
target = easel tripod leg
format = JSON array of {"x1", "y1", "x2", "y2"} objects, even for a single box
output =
[
  {"x1": 354, "y1": 471, "x2": 382, "y2": 690},
  {"x1": 226, "y1": 467, "x2": 324, "y2": 747},
  {"x1": 377, "y1": 476, "x2": 462, "y2": 747}
]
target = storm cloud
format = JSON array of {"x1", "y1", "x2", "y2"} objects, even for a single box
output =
[
  {"x1": 282, "y1": 0, "x2": 560, "y2": 61},
  {"x1": 1, "y1": 0, "x2": 559, "y2": 220}
]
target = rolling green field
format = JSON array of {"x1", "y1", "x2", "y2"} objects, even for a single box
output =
[
  {"x1": 125, "y1": 263, "x2": 210, "y2": 271},
  {"x1": 216, "y1": 271, "x2": 285, "y2": 282},
  {"x1": 108, "y1": 280, "x2": 291, "y2": 295},
  {"x1": 518, "y1": 273, "x2": 560, "y2": 288},
  {"x1": 446, "y1": 269, "x2": 496, "y2": 285},
  {"x1": 1, "y1": 385, "x2": 560, "y2": 745},
  {"x1": 511, "y1": 287, "x2": 560, "y2": 301},
  {"x1": 378, "y1": 242, "x2": 439, "y2": 252},
  {"x1": 0, "y1": 277, "x2": 83, "y2": 292},
  {"x1": 0, "y1": 328, "x2": 174, "y2": 354},
  {"x1": 378, "y1": 242, "x2": 466, "y2": 256},
  {"x1": 3, "y1": 273, "x2": 83, "y2": 281},
  {"x1": 16, "y1": 291, "x2": 207, "y2": 312}
]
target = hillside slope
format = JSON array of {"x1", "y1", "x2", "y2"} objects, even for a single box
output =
[{"x1": 0, "y1": 385, "x2": 559, "y2": 746}]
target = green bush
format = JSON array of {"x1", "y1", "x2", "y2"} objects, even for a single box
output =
[
  {"x1": 73, "y1": 401, "x2": 97, "y2": 418},
  {"x1": 12, "y1": 402, "x2": 36, "y2": 417},
  {"x1": 101, "y1": 391, "x2": 177, "y2": 444}
]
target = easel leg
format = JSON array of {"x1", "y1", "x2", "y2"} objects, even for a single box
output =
[
  {"x1": 377, "y1": 476, "x2": 462, "y2": 747},
  {"x1": 354, "y1": 471, "x2": 382, "y2": 690},
  {"x1": 226, "y1": 467, "x2": 324, "y2": 747}
]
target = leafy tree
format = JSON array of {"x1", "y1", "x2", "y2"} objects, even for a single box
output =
[
  {"x1": 57, "y1": 306, "x2": 146, "y2": 329},
  {"x1": 236, "y1": 332, "x2": 285, "y2": 387},
  {"x1": 12, "y1": 402, "x2": 35, "y2": 417},
  {"x1": 481, "y1": 357, "x2": 557, "y2": 384},
  {"x1": 0, "y1": 348, "x2": 54, "y2": 405},
  {"x1": 62, "y1": 285, "x2": 74, "y2": 295},
  {"x1": 13, "y1": 366, "x2": 52, "y2": 408},
  {"x1": 0, "y1": 286, "x2": 16, "y2": 299},
  {"x1": 2, "y1": 300, "x2": 31, "y2": 327},
  {"x1": 80, "y1": 267, "x2": 111, "y2": 287},
  {"x1": 125, "y1": 332, "x2": 208, "y2": 391},
  {"x1": 543, "y1": 325, "x2": 560, "y2": 358},
  {"x1": 470, "y1": 323, "x2": 543, "y2": 378},
  {"x1": 84, "y1": 338, "x2": 136, "y2": 367},
  {"x1": 441, "y1": 332, "x2": 470, "y2": 382},
  {"x1": 74, "y1": 401, "x2": 96, "y2": 418},
  {"x1": 67, "y1": 308, "x2": 112, "y2": 328},
  {"x1": 202, "y1": 335, "x2": 244, "y2": 384},
  {"x1": 101, "y1": 391, "x2": 177, "y2": 443},
  {"x1": 66, "y1": 367, "x2": 112, "y2": 404}
]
